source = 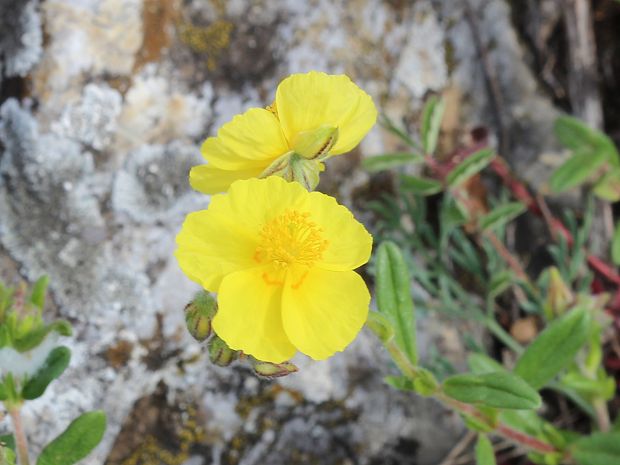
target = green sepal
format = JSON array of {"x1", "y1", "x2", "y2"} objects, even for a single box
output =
[
  {"x1": 365, "y1": 311, "x2": 395, "y2": 344},
  {"x1": 443, "y1": 371, "x2": 542, "y2": 410},
  {"x1": 37, "y1": 411, "x2": 107, "y2": 465},
  {"x1": 22, "y1": 346, "x2": 71, "y2": 400},
  {"x1": 514, "y1": 307, "x2": 590, "y2": 390}
]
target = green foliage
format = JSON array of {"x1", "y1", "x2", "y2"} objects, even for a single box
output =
[
  {"x1": 421, "y1": 95, "x2": 445, "y2": 155},
  {"x1": 443, "y1": 372, "x2": 541, "y2": 410},
  {"x1": 400, "y1": 175, "x2": 443, "y2": 196},
  {"x1": 22, "y1": 346, "x2": 71, "y2": 400},
  {"x1": 613, "y1": 222, "x2": 620, "y2": 265},
  {"x1": 551, "y1": 116, "x2": 620, "y2": 194},
  {"x1": 514, "y1": 308, "x2": 590, "y2": 389},
  {"x1": 572, "y1": 432, "x2": 620, "y2": 465},
  {"x1": 375, "y1": 241, "x2": 417, "y2": 364},
  {"x1": 479, "y1": 202, "x2": 526, "y2": 231},
  {"x1": 362, "y1": 152, "x2": 424, "y2": 172},
  {"x1": 29, "y1": 276, "x2": 49, "y2": 310},
  {"x1": 446, "y1": 148, "x2": 495, "y2": 187},
  {"x1": 37, "y1": 411, "x2": 106, "y2": 465},
  {"x1": 365, "y1": 311, "x2": 395, "y2": 344},
  {"x1": 475, "y1": 435, "x2": 496, "y2": 465}
]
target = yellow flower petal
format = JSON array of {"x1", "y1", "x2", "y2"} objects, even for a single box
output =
[
  {"x1": 281, "y1": 268, "x2": 370, "y2": 360},
  {"x1": 175, "y1": 206, "x2": 258, "y2": 291},
  {"x1": 275, "y1": 71, "x2": 377, "y2": 156},
  {"x1": 213, "y1": 268, "x2": 296, "y2": 363},
  {"x1": 300, "y1": 191, "x2": 373, "y2": 271},
  {"x1": 190, "y1": 164, "x2": 264, "y2": 195},
  {"x1": 201, "y1": 108, "x2": 290, "y2": 168}
]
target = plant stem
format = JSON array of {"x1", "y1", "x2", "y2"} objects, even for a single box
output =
[
  {"x1": 9, "y1": 408, "x2": 30, "y2": 465},
  {"x1": 377, "y1": 335, "x2": 560, "y2": 456}
]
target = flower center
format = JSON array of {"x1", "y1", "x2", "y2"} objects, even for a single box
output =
[{"x1": 255, "y1": 210, "x2": 328, "y2": 270}]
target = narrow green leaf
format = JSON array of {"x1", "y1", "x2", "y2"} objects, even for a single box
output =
[
  {"x1": 549, "y1": 150, "x2": 608, "y2": 193},
  {"x1": 29, "y1": 276, "x2": 49, "y2": 309},
  {"x1": 475, "y1": 435, "x2": 496, "y2": 465},
  {"x1": 379, "y1": 114, "x2": 420, "y2": 149},
  {"x1": 479, "y1": 202, "x2": 526, "y2": 231},
  {"x1": 400, "y1": 175, "x2": 443, "y2": 196},
  {"x1": 446, "y1": 148, "x2": 495, "y2": 187},
  {"x1": 362, "y1": 153, "x2": 424, "y2": 172},
  {"x1": 554, "y1": 116, "x2": 620, "y2": 166},
  {"x1": 514, "y1": 308, "x2": 590, "y2": 389},
  {"x1": 421, "y1": 96, "x2": 445, "y2": 155},
  {"x1": 376, "y1": 241, "x2": 417, "y2": 364},
  {"x1": 443, "y1": 371, "x2": 542, "y2": 410},
  {"x1": 0, "y1": 444, "x2": 15, "y2": 465},
  {"x1": 572, "y1": 432, "x2": 620, "y2": 465},
  {"x1": 37, "y1": 411, "x2": 106, "y2": 465},
  {"x1": 612, "y1": 222, "x2": 620, "y2": 266},
  {"x1": 22, "y1": 346, "x2": 71, "y2": 400}
]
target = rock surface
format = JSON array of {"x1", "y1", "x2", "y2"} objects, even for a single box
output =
[{"x1": 0, "y1": 0, "x2": 571, "y2": 463}]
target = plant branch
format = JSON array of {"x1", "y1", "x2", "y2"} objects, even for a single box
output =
[
  {"x1": 376, "y1": 335, "x2": 559, "y2": 456},
  {"x1": 9, "y1": 407, "x2": 30, "y2": 465}
]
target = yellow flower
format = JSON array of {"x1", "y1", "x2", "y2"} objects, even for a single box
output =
[
  {"x1": 190, "y1": 71, "x2": 377, "y2": 194},
  {"x1": 175, "y1": 176, "x2": 373, "y2": 362}
]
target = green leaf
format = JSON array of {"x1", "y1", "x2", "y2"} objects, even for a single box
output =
[
  {"x1": 29, "y1": 276, "x2": 49, "y2": 309},
  {"x1": 593, "y1": 167, "x2": 620, "y2": 202},
  {"x1": 548, "y1": 150, "x2": 608, "y2": 193},
  {"x1": 13, "y1": 320, "x2": 72, "y2": 352},
  {"x1": 514, "y1": 308, "x2": 590, "y2": 389},
  {"x1": 0, "y1": 435, "x2": 15, "y2": 452},
  {"x1": 467, "y1": 353, "x2": 506, "y2": 375},
  {"x1": 22, "y1": 346, "x2": 71, "y2": 400},
  {"x1": 0, "y1": 444, "x2": 15, "y2": 465},
  {"x1": 475, "y1": 435, "x2": 496, "y2": 465},
  {"x1": 37, "y1": 411, "x2": 106, "y2": 465},
  {"x1": 572, "y1": 432, "x2": 620, "y2": 465},
  {"x1": 400, "y1": 175, "x2": 443, "y2": 196},
  {"x1": 362, "y1": 152, "x2": 424, "y2": 172},
  {"x1": 479, "y1": 202, "x2": 526, "y2": 231},
  {"x1": 443, "y1": 371, "x2": 542, "y2": 410},
  {"x1": 612, "y1": 222, "x2": 620, "y2": 266},
  {"x1": 376, "y1": 241, "x2": 417, "y2": 364},
  {"x1": 554, "y1": 116, "x2": 620, "y2": 166},
  {"x1": 421, "y1": 95, "x2": 445, "y2": 155},
  {"x1": 446, "y1": 148, "x2": 495, "y2": 187}
]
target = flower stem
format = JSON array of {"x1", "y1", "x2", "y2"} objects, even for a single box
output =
[
  {"x1": 9, "y1": 408, "x2": 30, "y2": 465},
  {"x1": 377, "y1": 335, "x2": 559, "y2": 456}
]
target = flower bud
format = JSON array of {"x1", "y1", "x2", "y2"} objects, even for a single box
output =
[
  {"x1": 208, "y1": 335, "x2": 238, "y2": 367},
  {"x1": 544, "y1": 267, "x2": 573, "y2": 319},
  {"x1": 251, "y1": 359, "x2": 298, "y2": 379},
  {"x1": 292, "y1": 125, "x2": 339, "y2": 160},
  {"x1": 184, "y1": 291, "x2": 217, "y2": 342}
]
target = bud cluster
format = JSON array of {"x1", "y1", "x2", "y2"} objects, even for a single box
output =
[{"x1": 184, "y1": 291, "x2": 298, "y2": 377}]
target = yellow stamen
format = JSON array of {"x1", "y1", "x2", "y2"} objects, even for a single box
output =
[{"x1": 255, "y1": 210, "x2": 328, "y2": 270}]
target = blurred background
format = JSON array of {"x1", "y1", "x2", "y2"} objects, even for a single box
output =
[{"x1": 1, "y1": 0, "x2": 619, "y2": 464}]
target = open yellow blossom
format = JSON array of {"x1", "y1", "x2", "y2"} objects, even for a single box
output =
[
  {"x1": 175, "y1": 176, "x2": 373, "y2": 362},
  {"x1": 190, "y1": 71, "x2": 377, "y2": 194}
]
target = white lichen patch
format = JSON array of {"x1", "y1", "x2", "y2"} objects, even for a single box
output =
[
  {"x1": 393, "y1": 8, "x2": 448, "y2": 99},
  {"x1": 115, "y1": 67, "x2": 212, "y2": 151},
  {"x1": 52, "y1": 83, "x2": 123, "y2": 151},
  {"x1": 33, "y1": 0, "x2": 142, "y2": 104}
]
